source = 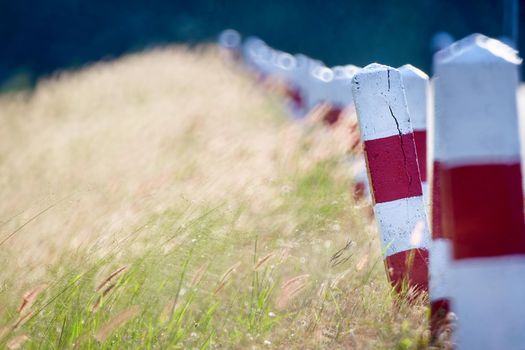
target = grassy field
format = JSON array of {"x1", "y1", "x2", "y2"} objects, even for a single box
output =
[{"x1": 0, "y1": 46, "x2": 429, "y2": 349}]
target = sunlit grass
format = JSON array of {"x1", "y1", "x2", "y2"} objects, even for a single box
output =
[{"x1": 0, "y1": 46, "x2": 428, "y2": 349}]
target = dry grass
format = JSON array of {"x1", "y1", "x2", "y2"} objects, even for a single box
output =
[
  {"x1": 0, "y1": 45, "x2": 428, "y2": 349},
  {"x1": 0, "y1": 46, "x2": 284, "y2": 275}
]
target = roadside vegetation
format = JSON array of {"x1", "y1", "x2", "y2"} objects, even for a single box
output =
[{"x1": 0, "y1": 46, "x2": 428, "y2": 349}]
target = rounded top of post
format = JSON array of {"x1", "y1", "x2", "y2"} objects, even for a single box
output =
[
  {"x1": 332, "y1": 66, "x2": 347, "y2": 79},
  {"x1": 294, "y1": 54, "x2": 323, "y2": 72},
  {"x1": 247, "y1": 46, "x2": 276, "y2": 76},
  {"x1": 398, "y1": 64, "x2": 429, "y2": 81},
  {"x1": 294, "y1": 54, "x2": 310, "y2": 68},
  {"x1": 356, "y1": 62, "x2": 389, "y2": 74},
  {"x1": 242, "y1": 36, "x2": 266, "y2": 52},
  {"x1": 242, "y1": 36, "x2": 267, "y2": 64},
  {"x1": 351, "y1": 63, "x2": 412, "y2": 140},
  {"x1": 434, "y1": 33, "x2": 521, "y2": 66},
  {"x1": 344, "y1": 64, "x2": 361, "y2": 76},
  {"x1": 351, "y1": 63, "x2": 399, "y2": 89},
  {"x1": 332, "y1": 65, "x2": 361, "y2": 80},
  {"x1": 218, "y1": 29, "x2": 241, "y2": 48},
  {"x1": 276, "y1": 53, "x2": 297, "y2": 71},
  {"x1": 306, "y1": 66, "x2": 334, "y2": 108},
  {"x1": 330, "y1": 66, "x2": 356, "y2": 106},
  {"x1": 399, "y1": 64, "x2": 428, "y2": 131},
  {"x1": 313, "y1": 66, "x2": 334, "y2": 82}
]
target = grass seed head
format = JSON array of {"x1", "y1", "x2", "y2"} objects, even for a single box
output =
[
  {"x1": 17, "y1": 283, "x2": 48, "y2": 314},
  {"x1": 214, "y1": 261, "x2": 241, "y2": 295},
  {"x1": 13, "y1": 311, "x2": 33, "y2": 330},
  {"x1": 7, "y1": 334, "x2": 29, "y2": 350},
  {"x1": 330, "y1": 268, "x2": 352, "y2": 289},
  {"x1": 355, "y1": 254, "x2": 369, "y2": 271},
  {"x1": 190, "y1": 263, "x2": 208, "y2": 288},
  {"x1": 94, "y1": 306, "x2": 140, "y2": 343},
  {"x1": 91, "y1": 283, "x2": 117, "y2": 312},
  {"x1": 0, "y1": 326, "x2": 10, "y2": 340},
  {"x1": 276, "y1": 274, "x2": 309, "y2": 309},
  {"x1": 96, "y1": 266, "x2": 127, "y2": 291},
  {"x1": 159, "y1": 299, "x2": 180, "y2": 324},
  {"x1": 254, "y1": 252, "x2": 275, "y2": 271}
]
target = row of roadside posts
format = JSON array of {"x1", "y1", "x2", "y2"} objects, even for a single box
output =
[{"x1": 219, "y1": 29, "x2": 525, "y2": 349}]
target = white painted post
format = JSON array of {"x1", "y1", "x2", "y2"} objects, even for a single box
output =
[
  {"x1": 332, "y1": 65, "x2": 371, "y2": 201},
  {"x1": 428, "y1": 77, "x2": 453, "y2": 341},
  {"x1": 351, "y1": 64, "x2": 430, "y2": 293},
  {"x1": 327, "y1": 65, "x2": 359, "y2": 124},
  {"x1": 305, "y1": 65, "x2": 360, "y2": 125},
  {"x1": 241, "y1": 37, "x2": 274, "y2": 79},
  {"x1": 271, "y1": 52, "x2": 308, "y2": 118},
  {"x1": 433, "y1": 33, "x2": 525, "y2": 349},
  {"x1": 307, "y1": 66, "x2": 334, "y2": 110},
  {"x1": 291, "y1": 54, "x2": 324, "y2": 118},
  {"x1": 399, "y1": 65, "x2": 430, "y2": 209},
  {"x1": 218, "y1": 29, "x2": 242, "y2": 60}
]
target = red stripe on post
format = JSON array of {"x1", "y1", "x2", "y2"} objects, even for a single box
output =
[
  {"x1": 385, "y1": 248, "x2": 429, "y2": 292},
  {"x1": 440, "y1": 163, "x2": 525, "y2": 259},
  {"x1": 431, "y1": 161, "x2": 444, "y2": 239},
  {"x1": 413, "y1": 130, "x2": 427, "y2": 182},
  {"x1": 364, "y1": 133, "x2": 422, "y2": 203}
]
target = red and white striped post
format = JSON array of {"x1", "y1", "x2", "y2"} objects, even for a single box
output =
[
  {"x1": 351, "y1": 64, "x2": 430, "y2": 293},
  {"x1": 428, "y1": 72, "x2": 453, "y2": 338},
  {"x1": 306, "y1": 65, "x2": 359, "y2": 125},
  {"x1": 272, "y1": 52, "x2": 308, "y2": 118},
  {"x1": 290, "y1": 54, "x2": 323, "y2": 119},
  {"x1": 307, "y1": 66, "x2": 334, "y2": 110},
  {"x1": 434, "y1": 34, "x2": 525, "y2": 349},
  {"x1": 399, "y1": 65, "x2": 429, "y2": 208},
  {"x1": 428, "y1": 102, "x2": 453, "y2": 340},
  {"x1": 305, "y1": 66, "x2": 338, "y2": 124},
  {"x1": 326, "y1": 65, "x2": 360, "y2": 125},
  {"x1": 400, "y1": 64, "x2": 450, "y2": 333}
]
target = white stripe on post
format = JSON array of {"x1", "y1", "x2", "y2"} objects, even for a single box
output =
[
  {"x1": 351, "y1": 63, "x2": 430, "y2": 293},
  {"x1": 374, "y1": 197, "x2": 429, "y2": 256},
  {"x1": 434, "y1": 33, "x2": 525, "y2": 349}
]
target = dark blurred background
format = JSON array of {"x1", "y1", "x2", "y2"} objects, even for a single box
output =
[{"x1": 0, "y1": 0, "x2": 521, "y2": 90}]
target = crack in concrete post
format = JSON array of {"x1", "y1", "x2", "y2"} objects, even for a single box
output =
[
  {"x1": 388, "y1": 105, "x2": 412, "y2": 192},
  {"x1": 385, "y1": 69, "x2": 412, "y2": 194}
]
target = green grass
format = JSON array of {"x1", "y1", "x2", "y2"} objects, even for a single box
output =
[
  {"x1": 1, "y1": 161, "x2": 428, "y2": 349},
  {"x1": 0, "y1": 47, "x2": 430, "y2": 349}
]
